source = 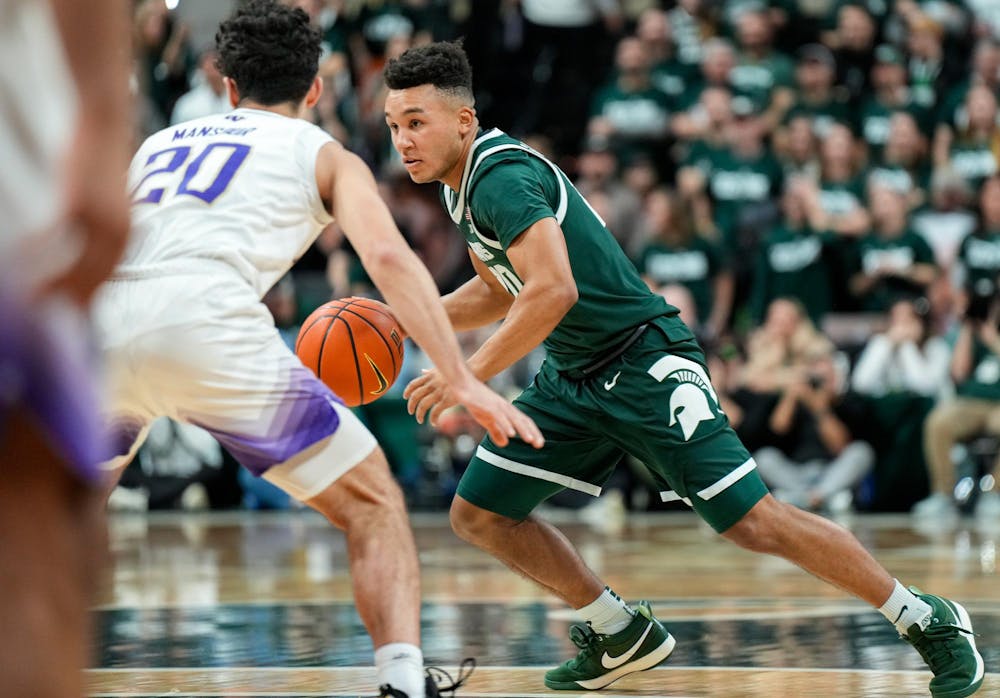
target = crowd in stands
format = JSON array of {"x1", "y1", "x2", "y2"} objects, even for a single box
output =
[{"x1": 119, "y1": 0, "x2": 1000, "y2": 521}]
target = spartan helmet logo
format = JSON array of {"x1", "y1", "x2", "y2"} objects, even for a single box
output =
[
  {"x1": 647, "y1": 354, "x2": 722, "y2": 443},
  {"x1": 668, "y1": 383, "x2": 714, "y2": 441}
]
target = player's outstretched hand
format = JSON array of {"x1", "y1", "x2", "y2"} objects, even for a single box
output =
[{"x1": 404, "y1": 369, "x2": 544, "y2": 448}]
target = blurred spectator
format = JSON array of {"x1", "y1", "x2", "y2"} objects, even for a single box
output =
[
  {"x1": 514, "y1": 0, "x2": 623, "y2": 154},
  {"x1": 677, "y1": 96, "x2": 783, "y2": 255},
  {"x1": 812, "y1": 124, "x2": 869, "y2": 232},
  {"x1": 673, "y1": 38, "x2": 737, "y2": 115},
  {"x1": 851, "y1": 297, "x2": 951, "y2": 397},
  {"x1": 857, "y1": 45, "x2": 932, "y2": 157},
  {"x1": 851, "y1": 184, "x2": 938, "y2": 311},
  {"x1": 936, "y1": 38, "x2": 1000, "y2": 138},
  {"x1": 828, "y1": 3, "x2": 877, "y2": 104},
  {"x1": 671, "y1": 83, "x2": 734, "y2": 143},
  {"x1": 587, "y1": 35, "x2": 673, "y2": 179},
  {"x1": 729, "y1": 9, "x2": 796, "y2": 136},
  {"x1": 782, "y1": 43, "x2": 850, "y2": 141},
  {"x1": 866, "y1": 110, "x2": 930, "y2": 207},
  {"x1": 955, "y1": 176, "x2": 1000, "y2": 298},
  {"x1": 740, "y1": 297, "x2": 835, "y2": 393},
  {"x1": 636, "y1": 7, "x2": 688, "y2": 105},
  {"x1": 634, "y1": 187, "x2": 732, "y2": 338},
  {"x1": 933, "y1": 85, "x2": 1000, "y2": 193},
  {"x1": 754, "y1": 353, "x2": 874, "y2": 513},
  {"x1": 777, "y1": 115, "x2": 821, "y2": 179},
  {"x1": 574, "y1": 139, "x2": 644, "y2": 255},
  {"x1": 911, "y1": 168, "x2": 977, "y2": 271},
  {"x1": 751, "y1": 180, "x2": 837, "y2": 326},
  {"x1": 263, "y1": 274, "x2": 300, "y2": 350},
  {"x1": 667, "y1": 0, "x2": 719, "y2": 74},
  {"x1": 170, "y1": 48, "x2": 230, "y2": 124},
  {"x1": 914, "y1": 291, "x2": 1000, "y2": 519},
  {"x1": 904, "y1": 13, "x2": 963, "y2": 111},
  {"x1": 133, "y1": 0, "x2": 193, "y2": 129}
]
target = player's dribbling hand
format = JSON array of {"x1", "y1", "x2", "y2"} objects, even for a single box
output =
[{"x1": 404, "y1": 370, "x2": 544, "y2": 449}]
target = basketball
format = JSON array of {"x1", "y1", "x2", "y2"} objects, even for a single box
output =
[{"x1": 295, "y1": 297, "x2": 405, "y2": 407}]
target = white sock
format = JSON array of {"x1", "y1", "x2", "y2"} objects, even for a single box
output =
[
  {"x1": 375, "y1": 642, "x2": 424, "y2": 698},
  {"x1": 578, "y1": 587, "x2": 634, "y2": 635},
  {"x1": 878, "y1": 580, "x2": 932, "y2": 635}
]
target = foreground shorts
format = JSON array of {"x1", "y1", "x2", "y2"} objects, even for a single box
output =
[
  {"x1": 94, "y1": 268, "x2": 377, "y2": 500},
  {"x1": 457, "y1": 316, "x2": 768, "y2": 532}
]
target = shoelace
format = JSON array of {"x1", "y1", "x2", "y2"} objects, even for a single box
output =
[
  {"x1": 569, "y1": 623, "x2": 601, "y2": 651},
  {"x1": 910, "y1": 621, "x2": 975, "y2": 669},
  {"x1": 426, "y1": 657, "x2": 476, "y2": 696}
]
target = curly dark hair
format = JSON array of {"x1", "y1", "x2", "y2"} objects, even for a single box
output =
[
  {"x1": 215, "y1": 0, "x2": 321, "y2": 106},
  {"x1": 383, "y1": 41, "x2": 474, "y2": 102}
]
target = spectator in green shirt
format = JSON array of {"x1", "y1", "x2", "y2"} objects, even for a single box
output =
[
  {"x1": 752, "y1": 180, "x2": 837, "y2": 326},
  {"x1": 934, "y1": 85, "x2": 1000, "y2": 193},
  {"x1": 956, "y1": 176, "x2": 1000, "y2": 297},
  {"x1": 851, "y1": 184, "x2": 938, "y2": 311},
  {"x1": 634, "y1": 187, "x2": 733, "y2": 339}
]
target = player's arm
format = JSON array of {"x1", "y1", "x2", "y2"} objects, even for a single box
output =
[
  {"x1": 463, "y1": 217, "x2": 578, "y2": 382},
  {"x1": 44, "y1": 0, "x2": 132, "y2": 304},
  {"x1": 317, "y1": 141, "x2": 542, "y2": 447},
  {"x1": 441, "y1": 251, "x2": 514, "y2": 331}
]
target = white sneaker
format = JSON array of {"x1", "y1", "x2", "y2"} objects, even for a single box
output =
[
  {"x1": 911, "y1": 493, "x2": 959, "y2": 519},
  {"x1": 975, "y1": 491, "x2": 1000, "y2": 519},
  {"x1": 578, "y1": 489, "x2": 627, "y2": 534},
  {"x1": 107, "y1": 485, "x2": 149, "y2": 512}
]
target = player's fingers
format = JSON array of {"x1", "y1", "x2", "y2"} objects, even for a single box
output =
[
  {"x1": 485, "y1": 420, "x2": 510, "y2": 448},
  {"x1": 403, "y1": 374, "x2": 430, "y2": 400},
  {"x1": 512, "y1": 410, "x2": 544, "y2": 448},
  {"x1": 413, "y1": 389, "x2": 440, "y2": 424}
]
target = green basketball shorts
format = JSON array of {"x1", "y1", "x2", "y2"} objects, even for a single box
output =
[{"x1": 456, "y1": 317, "x2": 768, "y2": 532}]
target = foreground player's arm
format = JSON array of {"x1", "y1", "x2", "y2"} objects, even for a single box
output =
[
  {"x1": 463, "y1": 217, "x2": 578, "y2": 381},
  {"x1": 44, "y1": 0, "x2": 132, "y2": 304},
  {"x1": 441, "y1": 252, "x2": 514, "y2": 331},
  {"x1": 318, "y1": 142, "x2": 542, "y2": 447}
]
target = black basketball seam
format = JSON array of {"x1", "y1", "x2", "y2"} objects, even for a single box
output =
[
  {"x1": 338, "y1": 306, "x2": 398, "y2": 379},
  {"x1": 296, "y1": 300, "x2": 350, "y2": 355},
  {"x1": 338, "y1": 315, "x2": 365, "y2": 405},
  {"x1": 348, "y1": 298, "x2": 401, "y2": 334}
]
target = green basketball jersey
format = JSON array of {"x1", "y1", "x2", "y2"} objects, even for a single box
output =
[{"x1": 440, "y1": 129, "x2": 678, "y2": 372}]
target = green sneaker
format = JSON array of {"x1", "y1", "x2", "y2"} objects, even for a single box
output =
[
  {"x1": 544, "y1": 601, "x2": 675, "y2": 690},
  {"x1": 904, "y1": 587, "x2": 984, "y2": 698}
]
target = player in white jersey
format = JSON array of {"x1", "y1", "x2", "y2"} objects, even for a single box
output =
[
  {"x1": 94, "y1": 3, "x2": 542, "y2": 697},
  {"x1": 0, "y1": 0, "x2": 131, "y2": 695}
]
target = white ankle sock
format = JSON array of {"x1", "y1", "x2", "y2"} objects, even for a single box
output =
[
  {"x1": 375, "y1": 642, "x2": 424, "y2": 698},
  {"x1": 878, "y1": 580, "x2": 932, "y2": 635},
  {"x1": 578, "y1": 587, "x2": 634, "y2": 635}
]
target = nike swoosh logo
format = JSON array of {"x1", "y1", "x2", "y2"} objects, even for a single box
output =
[
  {"x1": 604, "y1": 371, "x2": 622, "y2": 391},
  {"x1": 365, "y1": 354, "x2": 389, "y2": 395},
  {"x1": 893, "y1": 604, "x2": 909, "y2": 626},
  {"x1": 601, "y1": 622, "x2": 652, "y2": 669}
]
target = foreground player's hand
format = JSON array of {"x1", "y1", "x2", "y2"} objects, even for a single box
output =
[
  {"x1": 404, "y1": 370, "x2": 544, "y2": 448},
  {"x1": 405, "y1": 369, "x2": 457, "y2": 426}
]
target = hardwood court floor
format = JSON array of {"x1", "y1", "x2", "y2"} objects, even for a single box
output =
[{"x1": 88, "y1": 509, "x2": 1000, "y2": 697}]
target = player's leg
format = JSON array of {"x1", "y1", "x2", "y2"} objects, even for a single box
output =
[
  {"x1": 722, "y1": 493, "x2": 984, "y2": 697},
  {"x1": 630, "y1": 333, "x2": 983, "y2": 698},
  {"x1": 0, "y1": 413, "x2": 107, "y2": 698},
  {"x1": 449, "y1": 373, "x2": 675, "y2": 691},
  {"x1": 0, "y1": 292, "x2": 111, "y2": 698}
]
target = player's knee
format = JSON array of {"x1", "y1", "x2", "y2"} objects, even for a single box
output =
[
  {"x1": 449, "y1": 496, "x2": 510, "y2": 545},
  {"x1": 721, "y1": 496, "x2": 788, "y2": 554}
]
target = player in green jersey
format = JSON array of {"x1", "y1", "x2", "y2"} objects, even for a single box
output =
[{"x1": 382, "y1": 41, "x2": 984, "y2": 697}]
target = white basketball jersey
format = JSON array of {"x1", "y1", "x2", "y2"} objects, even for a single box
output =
[
  {"x1": 121, "y1": 108, "x2": 334, "y2": 297},
  {"x1": 0, "y1": 0, "x2": 77, "y2": 274}
]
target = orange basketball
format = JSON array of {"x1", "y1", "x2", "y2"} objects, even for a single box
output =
[{"x1": 295, "y1": 297, "x2": 405, "y2": 407}]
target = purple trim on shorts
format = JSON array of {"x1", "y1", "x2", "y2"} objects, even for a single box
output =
[
  {"x1": 0, "y1": 289, "x2": 107, "y2": 484},
  {"x1": 188, "y1": 368, "x2": 343, "y2": 476}
]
